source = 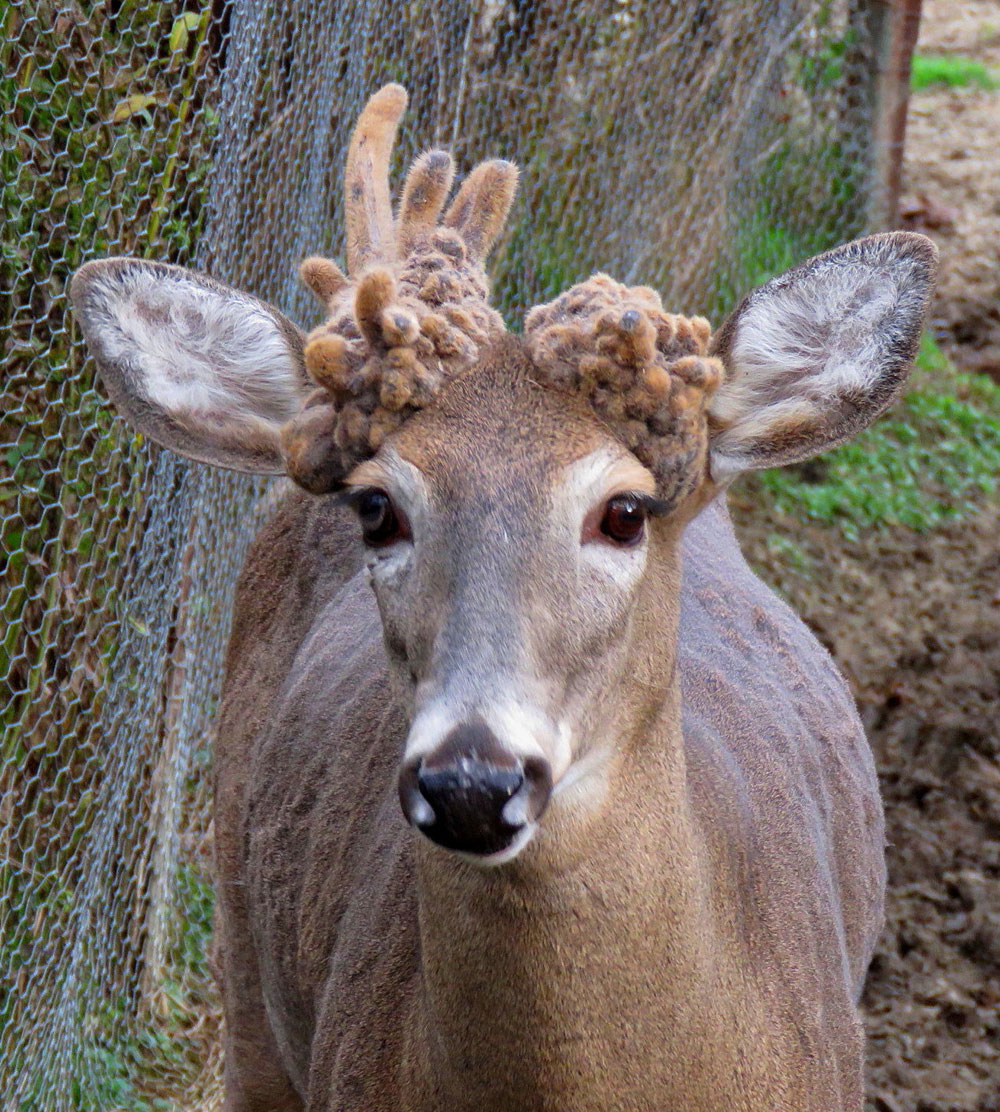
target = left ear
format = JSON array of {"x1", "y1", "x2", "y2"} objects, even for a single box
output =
[{"x1": 707, "y1": 231, "x2": 938, "y2": 481}]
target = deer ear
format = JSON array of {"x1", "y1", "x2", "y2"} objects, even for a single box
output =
[
  {"x1": 707, "y1": 232, "x2": 937, "y2": 481},
  {"x1": 70, "y1": 258, "x2": 310, "y2": 474}
]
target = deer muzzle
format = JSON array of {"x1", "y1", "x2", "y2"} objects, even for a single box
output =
[{"x1": 398, "y1": 720, "x2": 552, "y2": 858}]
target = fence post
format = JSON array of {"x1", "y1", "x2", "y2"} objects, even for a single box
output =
[{"x1": 872, "y1": 0, "x2": 923, "y2": 228}]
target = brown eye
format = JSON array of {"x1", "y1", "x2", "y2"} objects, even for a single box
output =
[
  {"x1": 600, "y1": 494, "x2": 647, "y2": 546},
  {"x1": 356, "y1": 489, "x2": 409, "y2": 547}
]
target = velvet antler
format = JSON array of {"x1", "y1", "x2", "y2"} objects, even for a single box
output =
[
  {"x1": 524, "y1": 275, "x2": 724, "y2": 508},
  {"x1": 281, "y1": 85, "x2": 519, "y2": 493}
]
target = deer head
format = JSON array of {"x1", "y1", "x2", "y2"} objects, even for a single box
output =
[{"x1": 70, "y1": 86, "x2": 936, "y2": 863}]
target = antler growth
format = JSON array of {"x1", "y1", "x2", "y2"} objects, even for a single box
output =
[
  {"x1": 280, "y1": 85, "x2": 720, "y2": 508},
  {"x1": 525, "y1": 276, "x2": 724, "y2": 508},
  {"x1": 281, "y1": 85, "x2": 519, "y2": 493}
]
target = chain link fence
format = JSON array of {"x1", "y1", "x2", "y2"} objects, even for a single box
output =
[{"x1": 3, "y1": 1, "x2": 897, "y2": 1107}]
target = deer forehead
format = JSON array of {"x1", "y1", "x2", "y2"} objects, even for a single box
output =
[
  {"x1": 349, "y1": 341, "x2": 658, "y2": 518},
  {"x1": 353, "y1": 442, "x2": 652, "y2": 523}
]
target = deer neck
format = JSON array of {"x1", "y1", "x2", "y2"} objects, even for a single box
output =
[{"x1": 406, "y1": 537, "x2": 742, "y2": 1110}]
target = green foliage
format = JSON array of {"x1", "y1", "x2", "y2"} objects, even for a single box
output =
[
  {"x1": 708, "y1": 4, "x2": 871, "y2": 321},
  {"x1": 170, "y1": 863, "x2": 215, "y2": 983},
  {"x1": 712, "y1": 136, "x2": 865, "y2": 320},
  {"x1": 6, "y1": 864, "x2": 218, "y2": 1112},
  {"x1": 911, "y1": 52, "x2": 998, "y2": 91},
  {"x1": 754, "y1": 335, "x2": 1000, "y2": 539},
  {"x1": 712, "y1": 196, "x2": 851, "y2": 321},
  {"x1": 1, "y1": 0, "x2": 218, "y2": 809},
  {"x1": 765, "y1": 533, "x2": 812, "y2": 572},
  {"x1": 715, "y1": 217, "x2": 811, "y2": 314},
  {"x1": 2, "y1": 0, "x2": 218, "y2": 714}
]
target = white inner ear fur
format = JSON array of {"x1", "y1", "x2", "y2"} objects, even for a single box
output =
[
  {"x1": 708, "y1": 240, "x2": 931, "y2": 480},
  {"x1": 90, "y1": 264, "x2": 305, "y2": 424},
  {"x1": 710, "y1": 263, "x2": 898, "y2": 423}
]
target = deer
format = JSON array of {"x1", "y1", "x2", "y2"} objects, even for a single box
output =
[{"x1": 70, "y1": 85, "x2": 937, "y2": 1111}]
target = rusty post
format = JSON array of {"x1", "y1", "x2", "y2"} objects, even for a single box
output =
[{"x1": 873, "y1": 0, "x2": 924, "y2": 228}]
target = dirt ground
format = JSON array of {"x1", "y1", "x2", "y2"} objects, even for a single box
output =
[
  {"x1": 732, "y1": 498, "x2": 1000, "y2": 1112},
  {"x1": 900, "y1": 0, "x2": 1000, "y2": 382},
  {"x1": 733, "y1": 3, "x2": 1000, "y2": 1107}
]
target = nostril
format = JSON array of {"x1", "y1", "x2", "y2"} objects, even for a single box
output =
[
  {"x1": 398, "y1": 760, "x2": 435, "y2": 829},
  {"x1": 502, "y1": 755, "x2": 553, "y2": 827},
  {"x1": 523, "y1": 755, "x2": 553, "y2": 799}
]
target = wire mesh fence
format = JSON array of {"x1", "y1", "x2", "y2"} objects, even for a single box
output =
[{"x1": 3, "y1": 1, "x2": 895, "y2": 1107}]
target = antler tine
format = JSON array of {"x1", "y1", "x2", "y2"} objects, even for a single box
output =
[
  {"x1": 299, "y1": 256, "x2": 349, "y2": 308},
  {"x1": 344, "y1": 84, "x2": 408, "y2": 276},
  {"x1": 397, "y1": 149, "x2": 455, "y2": 256},
  {"x1": 443, "y1": 159, "x2": 519, "y2": 261}
]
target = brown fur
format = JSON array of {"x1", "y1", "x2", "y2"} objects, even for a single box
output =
[
  {"x1": 524, "y1": 273, "x2": 723, "y2": 508},
  {"x1": 68, "y1": 86, "x2": 936, "y2": 1112},
  {"x1": 207, "y1": 91, "x2": 890, "y2": 1108},
  {"x1": 214, "y1": 339, "x2": 883, "y2": 1112}
]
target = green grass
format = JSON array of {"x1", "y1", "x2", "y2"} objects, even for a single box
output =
[
  {"x1": 88, "y1": 865, "x2": 217, "y2": 1112},
  {"x1": 911, "y1": 52, "x2": 998, "y2": 92},
  {"x1": 755, "y1": 334, "x2": 1000, "y2": 539}
]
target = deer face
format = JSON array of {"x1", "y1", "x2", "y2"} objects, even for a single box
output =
[
  {"x1": 348, "y1": 345, "x2": 683, "y2": 860},
  {"x1": 70, "y1": 85, "x2": 936, "y2": 864}
]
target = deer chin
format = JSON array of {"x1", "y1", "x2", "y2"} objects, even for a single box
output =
[{"x1": 435, "y1": 821, "x2": 540, "y2": 868}]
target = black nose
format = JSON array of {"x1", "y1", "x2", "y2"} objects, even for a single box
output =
[{"x1": 398, "y1": 721, "x2": 552, "y2": 856}]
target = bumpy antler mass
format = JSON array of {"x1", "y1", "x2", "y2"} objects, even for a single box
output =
[
  {"x1": 281, "y1": 85, "x2": 723, "y2": 502},
  {"x1": 280, "y1": 85, "x2": 518, "y2": 492},
  {"x1": 524, "y1": 277, "x2": 723, "y2": 508}
]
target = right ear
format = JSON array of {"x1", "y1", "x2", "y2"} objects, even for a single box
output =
[{"x1": 69, "y1": 258, "x2": 310, "y2": 474}]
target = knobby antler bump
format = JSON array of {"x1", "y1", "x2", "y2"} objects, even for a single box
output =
[
  {"x1": 524, "y1": 275, "x2": 723, "y2": 507},
  {"x1": 280, "y1": 86, "x2": 723, "y2": 503},
  {"x1": 299, "y1": 256, "x2": 349, "y2": 308}
]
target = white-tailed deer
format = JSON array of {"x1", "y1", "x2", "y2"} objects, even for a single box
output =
[{"x1": 71, "y1": 86, "x2": 936, "y2": 1111}]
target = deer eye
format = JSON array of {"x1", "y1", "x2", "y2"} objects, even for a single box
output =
[
  {"x1": 355, "y1": 489, "x2": 409, "y2": 547},
  {"x1": 599, "y1": 494, "x2": 647, "y2": 546}
]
